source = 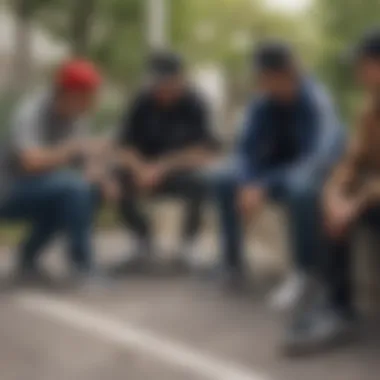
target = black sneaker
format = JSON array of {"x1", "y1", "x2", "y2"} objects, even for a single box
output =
[
  {"x1": 108, "y1": 246, "x2": 161, "y2": 277},
  {"x1": 172, "y1": 238, "x2": 204, "y2": 274},
  {"x1": 196, "y1": 262, "x2": 251, "y2": 284},
  {"x1": 68, "y1": 269, "x2": 113, "y2": 291},
  {"x1": 108, "y1": 237, "x2": 156, "y2": 278},
  {"x1": 223, "y1": 267, "x2": 254, "y2": 293},
  {"x1": 282, "y1": 306, "x2": 357, "y2": 357},
  {"x1": 169, "y1": 250, "x2": 205, "y2": 275},
  {"x1": 5, "y1": 267, "x2": 60, "y2": 290}
]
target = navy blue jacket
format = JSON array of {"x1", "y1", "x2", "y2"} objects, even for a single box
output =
[{"x1": 237, "y1": 78, "x2": 346, "y2": 188}]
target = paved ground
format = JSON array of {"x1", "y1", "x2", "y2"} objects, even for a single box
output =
[{"x1": 0, "y1": 205, "x2": 380, "y2": 380}]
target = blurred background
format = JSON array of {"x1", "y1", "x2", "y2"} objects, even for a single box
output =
[
  {"x1": 1, "y1": 0, "x2": 379, "y2": 132},
  {"x1": 0, "y1": 0, "x2": 379, "y2": 241},
  {"x1": 1, "y1": 3, "x2": 380, "y2": 379}
]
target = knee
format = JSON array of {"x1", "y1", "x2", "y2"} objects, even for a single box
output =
[
  {"x1": 53, "y1": 173, "x2": 93, "y2": 206},
  {"x1": 285, "y1": 180, "x2": 320, "y2": 204},
  {"x1": 211, "y1": 172, "x2": 237, "y2": 199},
  {"x1": 285, "y1": 181, "x2": 322, "y2": 225},
  {"x1": 65, "y1": 177, "x2": 91, "y2": 198}
]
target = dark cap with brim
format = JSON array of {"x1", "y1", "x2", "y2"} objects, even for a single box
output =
[
  {"x1": 344, "y1": 28, "x2": 380, "y2": 65},
  {"x1": 147, "y1": 51, "x2": 184, "y2": 82},
  {"x1": 252, "y1": 40, "x2": 294, "y2": 72}
]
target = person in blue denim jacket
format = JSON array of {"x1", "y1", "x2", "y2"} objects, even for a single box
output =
[{"x1": 212, "y1": 41, "x2": 345, "y2": 350}]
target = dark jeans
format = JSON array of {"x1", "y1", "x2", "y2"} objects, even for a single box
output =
[
  {"x1": 212, "y1": 164, "x2": 323, "y2": 273},
  {"x1": 0, "y1": 170, "x2": 97, "y2": 273},
  {"x1": 326, "y1": 207, "x2": 380, "y2": 315},
  {"x1": 118, "y1": 170, "x2": 207, "y2": 242}
]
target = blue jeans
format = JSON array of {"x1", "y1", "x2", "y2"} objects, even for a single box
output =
[
  {"x1": 212, "y1": 164, "x2": 323, "y2": 274},
  {"x1": 0, "y1": 171, "x2": 97, "y2": 273}
]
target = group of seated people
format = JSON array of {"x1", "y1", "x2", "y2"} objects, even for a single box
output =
[{"x1": 1, "y1": 28, "x2": 380, "y2": 357}]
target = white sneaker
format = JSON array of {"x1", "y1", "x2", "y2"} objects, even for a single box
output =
[
  {"x1": 269, "y1": 272, "x2": 308, "y2": 312},
  {"x1": 179, "y1": 238, "x2": 202, "y2": 269}
]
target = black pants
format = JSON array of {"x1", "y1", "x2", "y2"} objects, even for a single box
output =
[
  {"x1": 118, "y1": 170, "x2": 207, "y2": 241},
  {"x1": 325, "y1": 207, "x2": 380, "y2": 315},
  {"x1": 325, "y1": 237, "x2": 354, "y2": 315}
]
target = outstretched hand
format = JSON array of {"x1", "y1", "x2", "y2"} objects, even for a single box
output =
[
  {"x1": 135, "y1": 163, "x2": 168, "y2": 193},
  {"x1": 324, "y1": 193, "x2": 360, "y2": 240},
  {"x1": 237, "y1": 186, "x2": 266, "y2": 225}
]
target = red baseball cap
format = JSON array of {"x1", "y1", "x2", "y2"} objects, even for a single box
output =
[{"x1": 56, "y1": 59, "x2": 101, "y2": 92}]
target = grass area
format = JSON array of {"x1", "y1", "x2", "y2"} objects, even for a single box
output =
[
  {"x1": 0, "y1": 223, "x2": 27, "y2": 247},
  {"x1": 0, "y1": 206, "x2": 120, "y2": 247}
]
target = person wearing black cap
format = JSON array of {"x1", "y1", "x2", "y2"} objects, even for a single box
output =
[
  {"x1": 322, "y1": 28, "x2": 380, "y2": 350},
  {"x1": 112, "y1": 51, "x2": 219, "y2": 273},
  {"x1": 212, "y1": 40, "x2": 345, "y2": 351}
]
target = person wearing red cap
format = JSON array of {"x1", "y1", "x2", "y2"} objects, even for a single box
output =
[{"x1": 0, "y1": 58, "x2": 108, "y2": 287}]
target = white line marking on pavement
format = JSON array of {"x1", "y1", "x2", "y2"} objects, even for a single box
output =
[{"x1": 16, "y1": 293, "x2": 272, "y2": 380}]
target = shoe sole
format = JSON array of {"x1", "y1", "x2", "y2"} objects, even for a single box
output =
[{"x1": 280, "y1": 327, "x2": 358, "y2": 358}]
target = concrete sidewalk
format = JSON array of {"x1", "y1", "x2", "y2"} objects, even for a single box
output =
[
  {"x1": 1, "y1": 269, "x2": 379, "y2": 380},
  {"x1": 0, "y1": 214, "x2": 379, "y2": 380},
  {"x1": 0, "y1": 203, "x2": 281, "y2": 379}
]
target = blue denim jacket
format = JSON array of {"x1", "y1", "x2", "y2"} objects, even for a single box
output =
[{"x1": 237, "y1": 78, "x2": 346, "y2": 188}]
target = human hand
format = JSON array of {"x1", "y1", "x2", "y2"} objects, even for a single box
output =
[
  {"x1": 61, "y1": 140, "x2": 85, "y2": 159},
  {"x1": 324, "y1": 193, "x2": 359, "y2": 240},
  {"x1": 135, "y1": 163, "x2": 168, "y2": 192},
  {"x1": 102, "y1": 178, "x2": 121, "y2": 203},
  {"x1": 361, "y1": 179, "x2": 380, "y2": 206},
  {"x1": 85, "y1": 138, "x2": 111, "y2": 156},
  {"x1": 237, "y1": 186, "x2": 265, "y2": 225}
]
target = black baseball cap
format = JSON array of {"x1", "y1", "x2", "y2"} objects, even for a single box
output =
[
  {"x1": 252, "y1": 40, "x2": 295, "y2": 72},
  {"x1": 346, "y1": 28, "x2": 380, "y2": 64},
  {"x1": 147, "y1": 51, "x2": 184, "y2": 81}
]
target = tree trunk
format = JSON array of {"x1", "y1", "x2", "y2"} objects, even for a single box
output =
[
  {"x1": 146, "y1": 0, "x2": 168, "y2": 50},
  {"x1": 10, "y1": 0, "x2": 34, "y2": 92},
  {"x1": 71, "y1": 0, "x2": 96, "y2": 56}
]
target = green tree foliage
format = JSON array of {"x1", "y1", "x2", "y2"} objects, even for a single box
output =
[
  {"x1": 90, "y1": 0, "x2": 146, "y2": 85},
  {"x1": 170, "y1": 0, "x2": 314, "y2": 71},
  {"x1": 25, "y1": 0, "x2": 313, "y2": 85},
  {"x1": 8, "y1": 0, "x2": 322, "y2": 92},
  {"x1": 315, "y1": 0, "x2": 380, "y2": 119},
  {"x1": 12, "y1": 0, "x2": 53, "y2": 18},
  {"x1": 170, "y1": 0, "x2": 318, "y2": 103},
  {"x1": 32, "y1": 0, "x2": 145, "y2": 85},
  {"x1": 70, "y1": 0, "x2": 96, "y2": 55}
]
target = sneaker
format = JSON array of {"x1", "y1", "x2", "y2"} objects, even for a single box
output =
[
  {"x1": 108, "y1": 238, "x2": 155, "y2": 278},
  {"x1": 282, "y1": 306, "x2": 357, "y2": 357},
  {"x1": 269, "y1": 272, "x2": 310, "y2": 312},
  {"x1": 171, "y1": 239, "x2": 202, "y2": 274},
  {"x1": 181, "y1": 238, "x2": 202, "y2": 266},
  {"x1": 68, "y1": 269, "x2": 113, "y2": 291},
  {"x1": 216, "y1": 266, "x2": 253, "y2": 294},
  {"x1": 108, "y1": 254, "x2": 153, "y2": 277},
  {"x1": 6, "y1": 267, "x2": 60, "y2": 290}
]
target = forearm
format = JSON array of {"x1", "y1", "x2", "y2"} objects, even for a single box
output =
[
  {"x1": 116, "y1": 147, "x2": 145, "y2": 173},
  {"x1": 82, "y1": 138, "x2": 117, "y2": 183},
  {"x1": 325, "y1": 160, "x2": 359, "y2": 198},
  {"x1": 355, "y1": 177, "x2": 380, "y2": 211},
  {"x1": 158, "y1": 145, "x2": 216, "y2": 173},
  {"x1": 84, "y1": 155, "x2": 110, "y2": 184},
  {"x1": 19, "y1": 146, "x2": 72, "y2": 174}
]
